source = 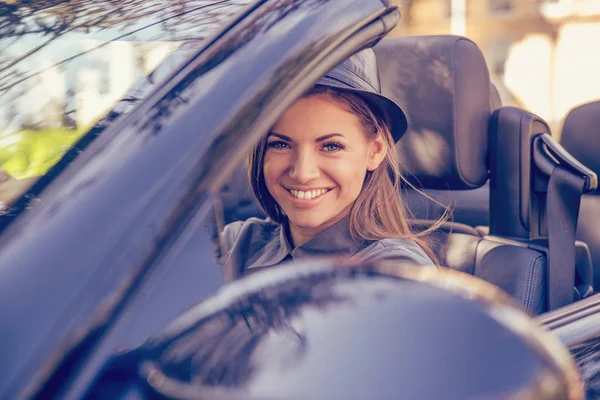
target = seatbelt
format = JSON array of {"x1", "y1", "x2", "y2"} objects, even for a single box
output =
[{"x1": 546, "y1": 165, "x2": 586, "y2": 310}]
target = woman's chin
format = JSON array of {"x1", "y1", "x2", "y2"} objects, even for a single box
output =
[
  {"x1": 287, "y1": 216, "x2": 326, "y2": 231},
  {"x1": 286, "y1": 211, "x2": 342, "y2": 233}
]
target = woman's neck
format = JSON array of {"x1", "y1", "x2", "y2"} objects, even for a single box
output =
[{"x1": 288, "y1": 225, "x2": 318, "y2": 248}]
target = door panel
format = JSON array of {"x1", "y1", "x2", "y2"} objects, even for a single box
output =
[{"x1": 540, "y1": 294, "x2": 600, "y2": 398}]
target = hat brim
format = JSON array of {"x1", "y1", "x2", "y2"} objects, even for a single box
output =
[{"x1": 314, "y1": 77, "x2": 408, "y2": 143}]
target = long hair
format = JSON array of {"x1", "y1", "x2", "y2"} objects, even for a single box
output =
[{"x1": 248, "y1": 86, "x2": 447, "y2": 264}]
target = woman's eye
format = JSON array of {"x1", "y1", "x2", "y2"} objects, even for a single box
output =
[
  {"x1": 322, "y1": 142, "x2": 344, "y2": 152},
  {"x1": 267, "y1": 141, "x2": 290, "y2": 150}
]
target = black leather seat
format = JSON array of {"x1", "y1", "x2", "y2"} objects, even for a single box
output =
[
  {"x1": 415, "y1": 83, "x2": 499, "y2": 227},
  {"x1": 560, "y1": 100, "x2": 600, "y2": 289},
  {"x1": 375, "y1": 35, "x2": 558, "y2": 315},
  {"x1": 401, "y1": 83, "x2": 499, "y2": 228}
]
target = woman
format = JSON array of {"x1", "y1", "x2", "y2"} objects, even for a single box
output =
[{"x1": 219, "y1": 48, "x2": 443, "y2": 282}]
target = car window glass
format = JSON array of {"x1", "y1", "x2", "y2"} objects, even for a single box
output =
[
  {"x1": 105, "y1": 198, "x2": 225, "y2": 351},
  {"x1": 0, "y1": 0, "x2": 252, "y2": 208},
  {"x1": 219, "y1": 159, "x2": 265, "y2": 226},
  {"x1": 210, "y1": 156, "x2": 263, "y2": 272}
]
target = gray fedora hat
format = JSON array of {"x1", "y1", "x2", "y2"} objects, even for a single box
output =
[{"x1": 315, "y1": 48, "x2": 408, "y2": 142}]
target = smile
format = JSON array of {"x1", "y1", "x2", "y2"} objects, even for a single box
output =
[{"x1": 285, "y1": 187, "x2": 332, "y2": 200}]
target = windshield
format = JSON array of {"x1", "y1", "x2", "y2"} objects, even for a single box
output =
[{"x1": 0, "y1": 0, "x2": 252, "y2": 206}]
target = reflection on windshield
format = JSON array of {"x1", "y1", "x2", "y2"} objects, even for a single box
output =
[{"x1": 0, "y1": 0, "x2": 251, "y2": 205}]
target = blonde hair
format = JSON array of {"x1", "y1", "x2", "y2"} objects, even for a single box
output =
[{"x1": 248, "y1": 86, "x2": 447, "y2": 264}]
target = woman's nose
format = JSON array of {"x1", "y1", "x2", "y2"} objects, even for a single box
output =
[{"x1": 289, "y1": 151, "x2": 319, "y2": 183}]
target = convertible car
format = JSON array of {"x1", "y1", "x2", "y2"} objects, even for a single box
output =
[{"x1": 0, "y1": 0, "x2": 599, "y2": 398}]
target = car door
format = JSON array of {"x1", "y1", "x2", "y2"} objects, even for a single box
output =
[
  {"x1": 0, "y1": 0, "x2": 403, "y2": 398},
  {"x1": 539, "y1": 294, "x2": 600, "y2": 398}
]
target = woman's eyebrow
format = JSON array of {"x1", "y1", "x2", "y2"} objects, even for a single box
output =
[
  {"x1": 268, "y1": 132, "x2": 344, "y2": 142},
  {"x1": 268, "y1": 132, "x2": 292, "y2": 141},
  {"x1": 315, "y1": 133, "x2": 344, "y2": 142}
]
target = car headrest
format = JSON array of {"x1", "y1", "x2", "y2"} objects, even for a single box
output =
[
  {"x1": 374, "y1": 36, "x2": 491, "y2": 190},
  {"x1": 560, "y1": 100, "x2": 600, "y2": 189}
]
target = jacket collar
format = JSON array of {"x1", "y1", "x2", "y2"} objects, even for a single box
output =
[{"x1": 247, "y1": 216, "x2": 365, "y2": 270}]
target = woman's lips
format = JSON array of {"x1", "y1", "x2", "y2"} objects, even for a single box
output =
[{"x1": 284, "y1": 186, "x2": 334, "y2": 208}]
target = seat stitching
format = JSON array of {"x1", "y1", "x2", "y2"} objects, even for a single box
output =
[{"x1": 524, "y1": 254, "x2": 545, "y2": 314}]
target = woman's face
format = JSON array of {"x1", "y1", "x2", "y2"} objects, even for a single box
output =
[{"x1": 264, "y1": 93, "x2": 386, "y2": 243}]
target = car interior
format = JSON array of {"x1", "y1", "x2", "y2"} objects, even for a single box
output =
[
  {"x1": 217, "y1": 34, "x2": 599, "y2": 317},
  {"x1": 409, "y1": 94, "x2": 600, "y2": 294}
]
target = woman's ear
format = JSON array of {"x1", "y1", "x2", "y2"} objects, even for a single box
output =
[{"x1": 366, "y1": 135, "x2": 387, "y2": 171}]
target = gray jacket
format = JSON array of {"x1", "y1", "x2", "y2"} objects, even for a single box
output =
[{"x1": 220, "y1": 216, "x2": 435, "y2": 282}]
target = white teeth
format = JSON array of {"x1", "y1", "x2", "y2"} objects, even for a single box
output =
[{"x1": 289, "y1": 188, "x2": 329, "y2": 200}]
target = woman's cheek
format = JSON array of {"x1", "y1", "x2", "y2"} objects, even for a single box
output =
[
  {"x1": 263, "y1": 155, "x2": 285, "y2": 187},
  {"x1": 337, "y1": 159, "x2": 367, "y2": 196}
]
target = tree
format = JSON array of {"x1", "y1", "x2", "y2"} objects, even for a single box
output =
[{"x1": 0, "y1": 1, "x2": 250, "y2": 95}]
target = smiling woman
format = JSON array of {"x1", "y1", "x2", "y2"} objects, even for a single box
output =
[
  {"x1": 219, "y1": 48, "x2": 446, "y2": 282},
  {"x1": 264, "y1": 91, "x2": 386, "y2": 246}
]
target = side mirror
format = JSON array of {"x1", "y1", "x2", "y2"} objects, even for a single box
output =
[{"x1": 97, "y1": 260, "x2": 584, "y2": 399}]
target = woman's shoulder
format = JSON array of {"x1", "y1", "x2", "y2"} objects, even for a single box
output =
[
  {"x1": 221, "y1": 217, "x2": 280, "y2": 251},
  {"x1": 354, "y1": 237, "x2": 435, "y2": 267},
  {"x1": 220, "y1": 218, "x2": 282, "y2": 282}
]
